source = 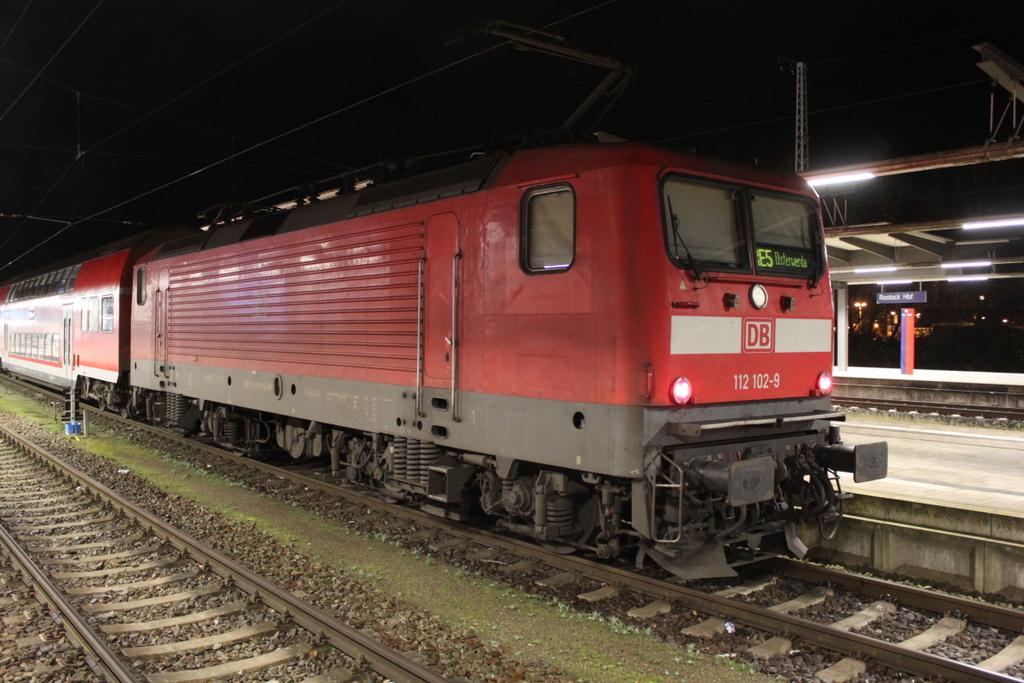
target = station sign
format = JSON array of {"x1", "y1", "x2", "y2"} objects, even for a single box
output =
[{"x1": 876, "y1": 291, "x2": 927, "y2": 304}]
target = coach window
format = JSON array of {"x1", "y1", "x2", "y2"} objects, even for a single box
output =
[
  {"x1": 82, "y1": 296, "x2": 100, "y2": 332},
  {"x1": 749, "y1": 191, "x2": 818, "y2": 279},
  {"x1": 522, "y1": 184, "x2": 575, "y2": 273},
  {"x1": 66, "y1": 264, "x2": 81, "y2": 292},
  {"x1": 56, "y1": 267, "x2": 71, "y2": 294},
  {"x1": 661, "y1": 176, "x2": 747, "y2": 272},
  {"x1": 101, "y1": 296, "x2": 114, "y2": 332}
]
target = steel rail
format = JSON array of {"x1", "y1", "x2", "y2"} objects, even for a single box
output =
[
  {"x1": 0, "y1": 515, "x2": 141, "y2": 683},
  {"x1": 0, "y1": 424, "x2": 449, "y2": 683},
  {"x1": 6, "y1": 375, "x2": 1023, "y2": 682},
  {"x1": 75, "y1": 408, "x2": 1023, "y2": 683},
  {"x1": 834, "y1": 395, "x2": 1024, "y2": 420},
  {"x1": 768, "y1": 557, "x2": 1024, "y2": 632}
]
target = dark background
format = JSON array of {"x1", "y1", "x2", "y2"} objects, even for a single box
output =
[{"x1": 1, "y1": 0, "x2": 1023, "y2": 282}]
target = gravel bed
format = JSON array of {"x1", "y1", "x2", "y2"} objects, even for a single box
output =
[
  {"x1": 1006, "y1": 657, "x2": 1024, "y2": 679},
  {"x1": 6, "y1": 386, "x2": 1014, "y2": 682},
  {"x1": 728, "y1": 576, "x2": 810, "y2": 608},
  {"x1": 0, "y1": 407, "x2": 574, "y2": 683},
  {"x1": 839, "y1": 405, "x2": 1024, "y2": 431},
  {"x1": 791, "y1": 591, "x2": 872, "y2": 625},
  {"x1": 926, "y1": 622, "x2": 1013, "y2": 666},
  {"x1": 853, "y1": 606, "x2": 937, "y2": 643},
  {"x1": 0, "y1": 563, "x2": 105, "y2": 683}
]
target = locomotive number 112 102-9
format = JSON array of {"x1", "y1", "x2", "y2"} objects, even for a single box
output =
[{"x1": 733, "y1": 373, "x2": 781, "y2": 390}]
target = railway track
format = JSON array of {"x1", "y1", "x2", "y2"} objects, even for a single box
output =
[
  {"x1": 5, "y1": 374, "x2": 1024, "y2": 682},
  {"x1": 833, "y1": 394, "x2": 1024, "y2": 421},
  {"x1": 0, "y1": 421, "x2": 448, "y2": 683},
  {"x1": 0, "y1": 479, "x2": 132, "y2": 683}
]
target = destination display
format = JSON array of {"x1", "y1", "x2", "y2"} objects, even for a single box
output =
[{"x1": 754, "y1": 245, "x2": 814, "y2": 275}]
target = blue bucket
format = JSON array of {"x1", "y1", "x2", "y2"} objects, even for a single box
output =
[{"x1": 64, "y1": 422, "x2": 82, "y2": 436}]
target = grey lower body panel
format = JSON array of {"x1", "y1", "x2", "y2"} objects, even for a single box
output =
[
  {"x1": 132, "y1": 360, "x2": 646, "y2": 478},
  {"x1": 6, "y1": 361, "x2": 72, "y2": 390}
]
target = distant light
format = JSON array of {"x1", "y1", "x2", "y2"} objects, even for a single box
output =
[
  {"x1": 948, "y1": 275, "x2": 989, "y2": 282},
  {"x1": 854, "y1": 266, "x2": 897, "y2": 274},
  {"x1": 1004, "y1": 319, "x2": 1009, "y2": 324},
  {"x1": 806, "y1": 172, "x2": 876, "y2": 187},
  {"x1": 876, "y1": 279, "x2": 912, "y2": 285},
  {"x1": 962, "y1": 217, "x2": 1024, "y2": 229},
  {"x1": 941, "y1": 260, "x2": 992, "y2": 268}
]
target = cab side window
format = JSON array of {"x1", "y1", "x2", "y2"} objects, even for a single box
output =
[
  {"x1": 522, "y1": 185, "x2": 575, "y2": 273},
  {"x1": 136, "y1": 267, "x2": 147, "y2": 305}
]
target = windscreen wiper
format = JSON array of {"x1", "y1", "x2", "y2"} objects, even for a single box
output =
[{"x1": 666, "y1": 195, "x2": 703, "y2": 281}]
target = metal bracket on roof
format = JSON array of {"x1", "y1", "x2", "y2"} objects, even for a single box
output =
[{"x1": 451, "y1": 21, "x2": 638, "y2": 144}]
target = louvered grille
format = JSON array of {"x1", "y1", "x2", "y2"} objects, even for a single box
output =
[{"x1": 165, "y1": 221, "x2": 424, "y2": 374}]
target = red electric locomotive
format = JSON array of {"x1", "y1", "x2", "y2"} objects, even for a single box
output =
[{"x1": 2, "y1": 141, "x2": 887, "y2": 578}]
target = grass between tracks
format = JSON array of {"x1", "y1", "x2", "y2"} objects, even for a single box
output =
[{"x1": 0, "y1": 386, "x2": 771, "y2": 683}]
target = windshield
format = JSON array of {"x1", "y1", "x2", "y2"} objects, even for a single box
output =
[
  {"x1": 661, "y1": 175, "x2": 820, "y2": 279},
  {"x1": 661, "y1": 177, "x2": 747, "y2": 271},
  {"x1": 750, "y1": 191, "x2": 818, "y2": 278}
]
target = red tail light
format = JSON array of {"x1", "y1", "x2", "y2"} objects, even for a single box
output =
[
  {"x1": 669, "y1": 377, "x2": 692, "y2": 404},
  {"x1": 817, "y1": 371, "x2": 833, "y2": 394}
]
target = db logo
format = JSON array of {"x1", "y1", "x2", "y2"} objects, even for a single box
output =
[{"x1": 743, "y1": 318, "x2": 774, "y2": 353}]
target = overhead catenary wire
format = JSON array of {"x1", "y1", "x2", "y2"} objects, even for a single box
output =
[
  {"x1": 0, "y1": 0, "x2": 106, "y2": 254},
  {"x1": 615, "y1": 13, "x2": 1024, "y2": 143},
  {"x1": 811, "y1": 13, "x2": 1024, "y2": 72},
  {"x1": 0, "y1": 140, "x2": 348, "y2": 175},
  {"x1": 651, "y1": 77, "x2": 992, "y2": 145},
  {"x1": 0, "y1": 0, "x2": 104, "y2": 126},
  {"x1": 0, "y1": 55, "x2": 355, "y2": 174},
  {"x1": 0, "y1": 0, "x2": 356, "y2": 261},
  {"x1": 72, "y1": 0, "x2": 357, "y2": 170},
  {"x1": 0, "y1": 0, "x2": 32, "y2": 53},
  {"x1": 0, "y1": 0, "x2": 620, "y2": 276}
]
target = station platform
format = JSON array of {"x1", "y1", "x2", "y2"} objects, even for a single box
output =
[
  {"x1": 834, "y1": 365, "x2": 1024, "y2": 387},
  {"x1": 839, "y1": 417, "x2": 1024, "y2": 519},
  {"x1": 832, "y1": 366, "x2": 1024, "y2": 411},
  {"x1": 814, "y1": 417, "x2": 1024, "y2": 597}
]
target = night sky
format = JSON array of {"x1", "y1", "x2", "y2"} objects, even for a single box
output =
[{"x1": 2, "y1": 0, "x2": 1023, "y2": 280}]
